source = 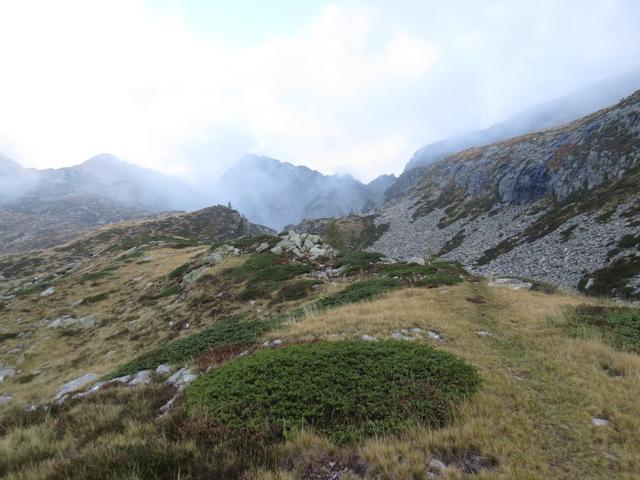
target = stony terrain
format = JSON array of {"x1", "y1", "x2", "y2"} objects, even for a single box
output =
[{"x1": 372, "y1": 90, "x2": 640, "y2": 301}]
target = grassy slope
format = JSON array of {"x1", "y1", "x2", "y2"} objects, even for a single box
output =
[
  {"x1": 2, "y1": 241, "x2": 640, "y2": 478},
  {"x1": 264, "y1": 284, "x2": 640, "y2": 479}
]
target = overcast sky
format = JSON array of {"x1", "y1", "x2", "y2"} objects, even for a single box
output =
[{"x1": 0, "y1": 0, "x2": 639, "y2": 182}]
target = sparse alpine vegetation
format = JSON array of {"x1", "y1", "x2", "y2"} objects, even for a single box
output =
[{"x1": 186, "y1": 340, "x2": 480, "y2": 443}]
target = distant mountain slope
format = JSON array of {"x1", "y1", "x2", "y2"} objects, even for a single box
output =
[
  {"x1": 386, "y1": 68, "x2": 640, "y2": 201},
  {"x1": 216, "y1": 154, "x2": 395, "y2": 230},
  {"x1": 0, "y1": 154, "x2": 206, "y2": 255},
  {"x1": 371, "y1": 90, "x2": 640, "y2": 301},
  {"x1": 63, "y1": 204, "x2": 274, "y2": 254}
]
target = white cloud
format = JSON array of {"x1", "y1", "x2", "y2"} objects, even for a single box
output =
[
  {"x1": 0, "y1": 0, "x2": 638, "y2": 182},
  {"x1": 0, "y1": 1, "x2": 437, "y2": 181}
]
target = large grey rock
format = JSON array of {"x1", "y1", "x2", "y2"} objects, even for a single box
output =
[
  {"x1": 255, "y1": 242, "x2": 269, "y2": 253},
  {"x1": 488, "y1": 278, "x2": 532, "y2": 290},
  {"x1": 54, "y1": 372, "x2": 98, "y2": 400}
]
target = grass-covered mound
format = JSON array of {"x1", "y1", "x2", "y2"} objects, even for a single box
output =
[
  {"x1": 565, "y1": 304, "x2": 640, "y2": 353},
  {"x1": 186, "y1": 340, "x2": 480, "y2": 443}
]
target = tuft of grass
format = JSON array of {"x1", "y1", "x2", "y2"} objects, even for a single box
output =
[
  {"x1": 186, "y1": 340, "x2": 480, "y2": 443},
  {"x1": 108, "y1": 316, "x2": 278, "y2": 378},
  {"x1": 564, "y1": 304, "x2": 640, "y2": 353}
]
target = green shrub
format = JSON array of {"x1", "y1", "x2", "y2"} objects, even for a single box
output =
[
  {"x1": 80, "y1": 267, "x2": 119, "y2": 282},
  {"x1": 168, "y1": 262, "x2": 193, "y2": 280},
  {"x1": 157, "y1": 285, "x2": 183, "y2": 298},
  {"x1": 186, "y1": 341, "x2": 479, "y2": 443},
  {"x1": 226, "y1": 253, "x2": 311, "y2": 284},
  {"x1": 415, "y1": 272, "x2": 463, "y2": 287},
  {"x1": 273, "y1": 280, "x2": 319, "y2": 302},
  {"x1": 335, "y1": 250, "x2": 384, "y2": 272},
  {"x1": 225, "y1": 253, "x2": 312, "y2": 300},
  {"x1": 108, "y1": 316, "x2": 277, "y2": 378},
  {"x1": 377, "y1": 260, "x2": 465, "y2": 278},
  {"x1": 565, "y1": 305, "x2": 640, "y2": 353},
  {"x1": 84, "y1": 292, "x2": 110, "y2": 304},
  {"x1": 314, "y1": 278, "x2": 402, "y2": 310}
]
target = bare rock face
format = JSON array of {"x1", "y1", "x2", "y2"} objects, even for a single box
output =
[{"x1": 370, "y1": 91, "x2": 640, "y2": 301}]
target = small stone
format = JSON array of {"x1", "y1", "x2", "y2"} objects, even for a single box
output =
[
  {"x1": 271, "y1": 339, "x2": 283, "y2": 346},
  {"x1": 0, "y1": 365, "x2": 16, "y2": 382},
  {"x1": 429, "y1": 458, "x2": 447, "y2": 470},
  {"x1": 40, "y1": 287, "x2": 55, "y2": 297},
  {"x1": 592, "y1": 417, "x2": 609, "y2": 427},
  {"x1": 0, "y1": 393, "x2": 12, "y2": 405},
  {"x1": 585, "y1": 278, "x2": 595, "y2": 290},
  {"x1": 407, "y1": 257, "x2": 426, "y2": 265},
  {"x1": 136, "y1": 255, "x2": 154, "y2": 264},
  {"x1": 476, "y1": 330, "x2": 492, "y2": 337},
  {"x1": 427, "y1": 331, "x2": 442, "y2": 341},
  {"x1": 361, "y1": 334, "x2": 377, "y2": 341}
]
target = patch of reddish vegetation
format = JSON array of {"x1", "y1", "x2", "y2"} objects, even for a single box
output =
[{"x1": 547, "y1": 142, "x2": 575, "y2": 169}]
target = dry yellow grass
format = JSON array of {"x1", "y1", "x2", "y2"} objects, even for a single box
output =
[{"x1": 261, "y1": 282, "x2": 640, "y2": 479}]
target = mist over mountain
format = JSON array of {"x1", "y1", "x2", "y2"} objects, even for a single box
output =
[
  {"x1": 214, "y1": 154, "x2": 395, "y2": 230},
  {"x1": 385, "y1": 67, "x2": 640, "y2": 201},
  {"x1": 0, "y1": 154, "x2": 208, "y2": 254}
]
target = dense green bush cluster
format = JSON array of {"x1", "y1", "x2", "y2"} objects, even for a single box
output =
[
  {"x1": 314, "y1": 278, "x2": 403, "y2": 310},
  {"x1": 565, "y1": 305, "x2": 640, "y2": 353},
  {"x1": 186, "y1": 340, "x2": 480, "y2": 443},
  {"x1": 226, "y1": 253, "x2": 312, "y2": 300},
  {"x1": 273, "y1": 280, "x2": 320, "y2": 302}
]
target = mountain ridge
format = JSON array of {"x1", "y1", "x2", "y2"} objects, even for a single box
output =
[{"x1": 369, "y1": 89, "x2": 640, "y2": 300}]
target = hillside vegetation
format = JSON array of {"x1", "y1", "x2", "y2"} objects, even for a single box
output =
[{"x1": 0, "y1": 213, "x2": 639, "y2": 479}]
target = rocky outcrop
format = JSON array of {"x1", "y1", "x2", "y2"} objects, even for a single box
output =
[
  {"x1": 286, "y1": 214, "x2": 390, "y2": 250},
  {"x1": 371, "y1": 90, "x2": 640, "y2": 301},
  {"x1": 270, "y1": 231, "x2": 337, "y2": 260}
]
